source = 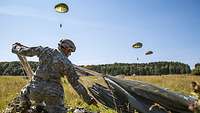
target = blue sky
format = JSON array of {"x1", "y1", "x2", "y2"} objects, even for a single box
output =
[{"x1": 0, "y1": 0, "x2": 199, "y2": 68}]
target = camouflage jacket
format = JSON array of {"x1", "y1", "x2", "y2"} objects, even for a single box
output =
[
  {"x1": 12, "y1": 45, "x2": 79, "y2": 83},
  {"x1": 12, "y1": 45, "x2": 93, "y2": 104}
]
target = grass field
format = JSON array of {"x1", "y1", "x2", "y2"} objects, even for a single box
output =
[{"x1": 0, "y1": 75, "x2": 200, "y2": 112}]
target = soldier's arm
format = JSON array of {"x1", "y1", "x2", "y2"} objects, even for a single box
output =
[
  {"x1": 12, "y1": 43, "x2": 43, "y2": 57},
  {"x1": 63, "y1": 61, "x2": 94, "y2": 105}
]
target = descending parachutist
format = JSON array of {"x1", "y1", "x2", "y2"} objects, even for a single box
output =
[
  {"x1": 145, "y1": 51, "x2": 153, "y2": 55},
  {"x1": 55, "y1": 3, "x2": 69, "y2": 13},
  {"x1": 132, "y1": 42, "x2": 143, "y2": 48},
  {"x1": 55, "y1": 3, "x2": 68, "y2": 29}
]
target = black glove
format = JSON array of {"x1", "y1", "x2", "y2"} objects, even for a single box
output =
[
  {"x1": 88, "y1": 97, "x2": 98, "y2": 107},
  {"x1": 12, "y1": 42, "x2": 22, "y2": 54}
]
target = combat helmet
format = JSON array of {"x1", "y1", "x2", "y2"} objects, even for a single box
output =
[{"x1": 58, "y1": 39, "x2": 76, "y2": 52}]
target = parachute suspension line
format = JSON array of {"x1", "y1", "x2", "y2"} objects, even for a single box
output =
[
  {"x1": 15, "y1": 44, "x2": 34, "y2": 78},
  {"x1": 54, "y1": 2, "x2": 69, "y2": 35},
  {"x1": 132, "y1": 42, "x2": 143, "y2": 64},
  {"x1": 104, "y1": 78, "x2": 118, "y2": 112}
]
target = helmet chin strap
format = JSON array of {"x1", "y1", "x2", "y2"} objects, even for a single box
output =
[
  {"x1": 58, "y1": 46, "x2": 71, "y2": 57},
  {"x1": 65, "y1": 53, "x2": 71, "y2": 57}
]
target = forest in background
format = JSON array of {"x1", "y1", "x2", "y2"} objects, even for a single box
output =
[{"x1": 0, "y1": 61, "x2": 199, "y2": 76}]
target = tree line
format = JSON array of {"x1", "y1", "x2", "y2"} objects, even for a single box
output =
[
  {"x1": 0, "y1": 61, "x2": 38, "y2": 76},
  {"x1": 0, "y1": 61, "x2": 198, "y2": 76},
  {"x1": 82, "y1": 62, "x2": 191, "y2": 76},
  {"x1": 192, "y1": 63, "x2": 200, "y2": 75}
]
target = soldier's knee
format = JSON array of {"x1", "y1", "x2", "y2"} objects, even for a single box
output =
[
  {"x1": 46, "y1": 105, "x2": 66, "y2": 113},
  {"x1": 44, "y1": 95, "x2": 65, "y2": 113}
]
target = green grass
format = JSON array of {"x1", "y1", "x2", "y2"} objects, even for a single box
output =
[{"x1": 0, "y1": 75, "x2": 200, "y2": 112}]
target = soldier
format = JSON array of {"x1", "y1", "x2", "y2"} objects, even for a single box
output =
[
  {"x1": 189, "y1": 81, "x2": 200, "y2": 112},
  {"x1": 191, "y1": 81, "x2": 200, "y2": 94},
  {"x1": 11, "y1": 39, "x2": 97, "y2": 113}
]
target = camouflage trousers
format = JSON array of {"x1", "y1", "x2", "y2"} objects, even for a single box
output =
[{"x1": 4, "y1": 80, "x2": 66, "y2": 113}]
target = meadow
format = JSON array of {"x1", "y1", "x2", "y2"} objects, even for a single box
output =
[{"x1": 0, "y1": 75, "x2": 200, "y2": 113}]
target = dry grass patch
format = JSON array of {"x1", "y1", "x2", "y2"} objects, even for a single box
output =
[{"x1": 1, "y1": 75, "x2": 199, "y2": 112}]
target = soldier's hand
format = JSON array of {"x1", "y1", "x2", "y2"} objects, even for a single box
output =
[
  {"x1": 89, "y1": 97, "x2": 98, "y2": 107},
  {"x1": 12, "y1": 42, "x2": 22, "y2": 49},
  {"x1": 12, "y1": 42, "x2": 22, "y2": 54}
]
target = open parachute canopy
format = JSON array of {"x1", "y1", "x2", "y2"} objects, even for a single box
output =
[
  {"x1": 55, "y1": 3, "x2": 69, "y2": 13},
  {"x1": 132, "y1": 42, "x2": 143, "y2": 48},
  {"x1": 145, "y1": 51, "x2": 153, "y2": 55}
]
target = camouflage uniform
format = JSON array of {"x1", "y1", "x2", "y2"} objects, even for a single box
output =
[{"x1": 11, "y1": 45, "x2": 93, "y2": 113}]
